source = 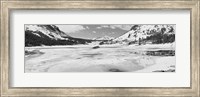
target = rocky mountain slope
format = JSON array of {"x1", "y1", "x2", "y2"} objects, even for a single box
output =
[
  {"x1": 113, "y1": 25, "x2": 175, "y2": 44},
  {"x1": 25, "y1": 25, "x2": 92, "y2": 46}
]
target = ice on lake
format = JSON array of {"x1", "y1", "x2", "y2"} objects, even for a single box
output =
[{"x1": 25, "y1": 44, "x2": 175, "y2": 72}]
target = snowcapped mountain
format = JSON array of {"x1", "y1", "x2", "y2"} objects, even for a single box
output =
[
  {"x1": 94, "y1": 36, "x2": 114, "y2": 40},
  {"x1": 25, "y1": 25, "x2": 92, "y2": 46},
  {"x1": 25, "y1": 25, "x2": 70, "y2": 40},
  {"x1": 113, "y1": 25, "x2": 175, "y2": 43}
]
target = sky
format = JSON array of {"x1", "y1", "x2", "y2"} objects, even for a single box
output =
[{"x1": 55, "y1": 25, "x2": 133, "y2": 39}]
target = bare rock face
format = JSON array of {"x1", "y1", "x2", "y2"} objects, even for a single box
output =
[
  {"x1": 146, "y1": 50, "x2": 175, "y2": 56},
  {"x1": 92, "y1": 46, "x2": 100, "y2": 49}
]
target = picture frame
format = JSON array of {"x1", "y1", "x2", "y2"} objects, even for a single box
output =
[{"x1": 1, "y1": 0, "x2": 199, "y2": 96}]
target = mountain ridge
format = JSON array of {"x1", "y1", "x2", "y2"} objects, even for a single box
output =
[
  {"x1": 113, "y1": 25, "x2": 175, "y2": 44},
  {"x1": 25, "y1": 24, "x2": 175, "y2": 46},
  {"x1": 25, "y1": 25, "x2": 93, "y2": 46}
]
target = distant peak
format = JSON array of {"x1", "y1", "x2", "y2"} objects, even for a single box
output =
[{"x1": 130, "y1": 25, "x2": 140, "y2": 31}]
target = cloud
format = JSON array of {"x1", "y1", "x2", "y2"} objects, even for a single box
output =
[
  {"x1": 96, "y1": 25, "x2": 109, "y2": 29},
  {"x1": 85, "y1": 26, "x2": 89, "y2": 29},
  {"x1": 96, "y1": 25, "x2": 132, "y2": 31},
  {"x1": 102, "y1": 25, "x2": 109, "y2": 28},
  {"x1": 110, "y1": 26, "x2": 116, "y2": 29},
  {"x1": 96, "y1": 27, "x2": 102, "y2": 29},
  {"x1": 56, "y1": 25, "x2": 85, "y2": 33},
  {"x1": 110, "y1": 25, "x2": 132, "y2": 31},
  {"x1": 92, "y1": 31, "x2": 96, "y2": 33}
]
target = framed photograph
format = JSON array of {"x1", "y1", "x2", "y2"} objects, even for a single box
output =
[{"x1": 1, "y1": 0, "x2": 199, "y2": 96}]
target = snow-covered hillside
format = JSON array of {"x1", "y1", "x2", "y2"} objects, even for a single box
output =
[
  {"x1": 25, "y1": 25, "x2": 93, "y2": 46},
  {"x1": 25, "y1": 25, "x2": 70, "y2": 40},
  {"x1": 113, "y1": 25, "x2": 175, "y2": 42}
]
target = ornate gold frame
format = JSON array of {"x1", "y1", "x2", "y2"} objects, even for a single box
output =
[{"x1": 1, "y1": 0, "x2": 199, "y2": 96}]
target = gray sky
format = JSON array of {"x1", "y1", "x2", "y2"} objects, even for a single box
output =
[{"x1": 56, "y1": 25, "x2": 133, "y2": 39}]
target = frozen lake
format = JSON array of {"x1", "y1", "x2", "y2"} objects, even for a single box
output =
[{"x1": 25, "y1": 44, "x2": 175, "y2": 72}]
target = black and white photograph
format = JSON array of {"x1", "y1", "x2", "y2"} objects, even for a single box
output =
[{"x1": 25, "y1": 24, "x2": 175, "y2": 72}]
